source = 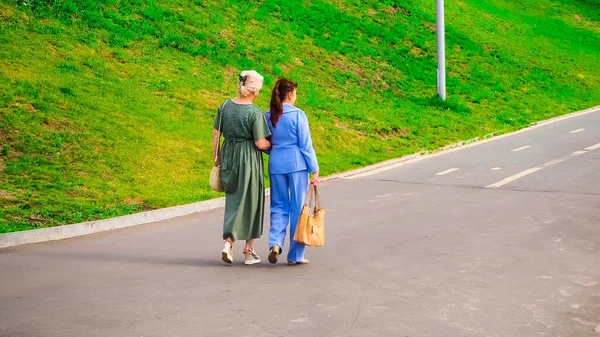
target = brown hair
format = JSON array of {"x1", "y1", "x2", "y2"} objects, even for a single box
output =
[{"x1": 269, "y1": 78, "x2": 298, "y2": 127}]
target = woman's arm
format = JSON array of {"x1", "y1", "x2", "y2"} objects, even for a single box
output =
[
  {"x1": 297, "y1": 110, "x2": 319, "y2": 174},
  {"x1": 253, "y1": 110, "x2": 272, "y2": 152},
  {"x1": 255, "y1": 138, "x2": 271, "y2": 151}
]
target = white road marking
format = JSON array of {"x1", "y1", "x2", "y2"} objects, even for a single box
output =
[
  {"x1": 491, "y1": 167, "x2": 502, "y2": 171},
  {"x1": 486, "y1": 167, "x2": 543, "y2": 188},
  {"x1": 543, "y1": 157, "x2": 568, "y2": 167},
  {"x1": 342, "y1": 106, "x2": 599, "y2": 180},
  {"x1": 569, "y1": 128, "x2": 585, "y2": 134},
  {"x1": 511, "y1": 146, "x2": 531, "y2": 152},
  {"x1": 487, "y1": 150, "x2": 588, "y2": 188},
  {"x1": 585, "y1": 142, "x2": 600, "y2": 150},
  {"x1": 435, "y1": 168, "x2": 460, "y2": 176}
]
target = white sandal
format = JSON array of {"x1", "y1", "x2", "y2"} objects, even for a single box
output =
[
  {"x1": 243, "y1": 248, "x2": 261, "y2": 265},
  {"x1": 221, "y1": 241, "x2": 233, "y2": 264}
]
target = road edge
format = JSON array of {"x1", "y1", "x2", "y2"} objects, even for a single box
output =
[{"x1": 1, "y1": 105, "x2": 598, "y2": 249}]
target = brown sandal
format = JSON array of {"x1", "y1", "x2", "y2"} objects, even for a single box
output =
[{"x1": 268, "y1": 245, "x2": 280, "y2": 264}]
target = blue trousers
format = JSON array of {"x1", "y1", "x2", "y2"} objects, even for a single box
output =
[{"x1": 269, "y1": 171, "x2": 309, "y2": 262}]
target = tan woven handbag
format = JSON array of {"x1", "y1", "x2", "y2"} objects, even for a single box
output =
[
  {"x1": 209, "y1": 166, "x2": 223, "y2": 192},
  {"x1": 293, "y1": 185, "x2": 325, "y2": 247},
  {"x1": 209, "y1": 101, "x2": 228, "y2": 192}
]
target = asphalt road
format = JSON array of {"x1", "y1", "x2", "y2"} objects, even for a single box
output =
[{"x1": 1, "y1": 109, "x2": 599, "y2": 337}]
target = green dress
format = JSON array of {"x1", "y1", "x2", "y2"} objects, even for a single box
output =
[{"x1": 214, "y1": 100, "x2": 271, "y2": 241}]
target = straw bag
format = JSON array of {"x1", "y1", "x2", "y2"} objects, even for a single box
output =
[
  {"x1": 293, "y1": 185, "x2": 325, "y2": 247},
  {"x1": 209, "y1": 166, "x2": 223, "y2": 192},
  {"x1": 209, "y1": 101, "x2": 228, "y2": 192}
]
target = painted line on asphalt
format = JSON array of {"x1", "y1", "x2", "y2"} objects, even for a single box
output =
[
  {"x1": 345, "y1": 106, "x2": 599, "y2": 180},
  {"x1": 487, "y1": 150, "x2": 588, "y2": 189},
  {"x1": 511, "y1": 146, "x2": 531, "y2": 152},
  {"x1": 435, "y1": 168, "x2": 460, "y2": 176},
  {"x1": 585, "y1": 142, "x2": 600, "y2": 150},
  {"x1": 486, "y1": 167, "x2": 544, "y2": 188},
  {"x1": 543, "y1": 157, "x2": 570, "y2": 167},
  {"x1": 491, "y1": 167, "x2": 502, "y2": 171},
  {"x1": 569, "y1": 128, "x2": 585, "y2": 134}
]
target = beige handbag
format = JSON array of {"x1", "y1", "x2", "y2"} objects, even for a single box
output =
[
  {"x1": 209, "y1": 166, "x2": 223, "y2": 192},
  {"x1": 293, "y1": 185, "x2": 325, "y2": 247},
  {"x1": 209, "y1": 101, "x2": 227, "y2": 192}
]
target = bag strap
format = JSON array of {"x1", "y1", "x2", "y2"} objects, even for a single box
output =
[
  {"x1": 313, "y1": 186, "x2": 321, "y2": 209},
  {"x1": 214, "y1": 100, "x2": 229, "y2": 165},
  {"x1": 303, "y1": 185, "x2": 313, "y2": 207},
  {"x1": 302, "y1": 185, "x2": 321, "y2": 214}
]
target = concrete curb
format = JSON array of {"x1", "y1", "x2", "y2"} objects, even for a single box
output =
[
  {"x1": 1, "y1": 105, "x2": 598, "y2": 249},
  {"x1": 0, "y1": 197, "x2": 226, "y2": 249}
]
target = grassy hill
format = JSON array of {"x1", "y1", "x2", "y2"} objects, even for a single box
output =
[{"x1": 0, "y1": 0, "x2": 599, "y2": 233}]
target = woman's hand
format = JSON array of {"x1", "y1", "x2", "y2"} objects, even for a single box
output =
[
  {"x1": 255, "y1": 138, "x2": 271, "y2": 151},
  {"x1": 310, "y1": 172, "x2": 320, "y2": 186}
]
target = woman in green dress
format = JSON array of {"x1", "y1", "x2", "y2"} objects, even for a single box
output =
[{"x1": 213, "y1": 70, "x2": 272, "y2": 265}]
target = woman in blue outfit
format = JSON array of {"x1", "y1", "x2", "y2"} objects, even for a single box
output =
[{"x1": 265, "y1": 78, "x2": 319, "y2": 266}]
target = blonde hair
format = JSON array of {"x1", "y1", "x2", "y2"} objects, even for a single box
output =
[{"x1": 237, "y1": 70, "x2": 264, "y2": 98}]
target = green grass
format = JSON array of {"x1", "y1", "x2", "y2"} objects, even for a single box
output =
[{"x1": 0, "y1": 0, "x2": 598, "y2": 232}]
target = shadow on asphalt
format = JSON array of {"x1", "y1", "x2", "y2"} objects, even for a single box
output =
[{"x1": 37, "y1": 251, "x2": 295, "y2": 269}]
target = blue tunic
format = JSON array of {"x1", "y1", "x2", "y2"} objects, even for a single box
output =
[{"x1": 265, "y1": 103, "x2": 319, "y2": 174}]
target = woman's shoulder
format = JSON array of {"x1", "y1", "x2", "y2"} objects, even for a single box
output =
[
  {"x1": 225, "y1": 101, "x2": 258, "y2": 112},
  {"x1": 282, "y1": 104, "x2": 305, "y2": 116},
  {"x1": 219, "y1": 99, "x2": 230, "y2": 109},
  {"x1": 221, "y1": 99, "x2": 239, "y2": 111},
  {"x1": 294, "y1": 108, "x2": 308, "y2": 119},
  {"x1": 236, "y1": 104, "x2": 263, "y2": 122},
  {"x1": 247, "y1": 104, "x2": 265, "y2": 114}
]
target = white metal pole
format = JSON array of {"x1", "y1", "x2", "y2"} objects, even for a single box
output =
[{"x1": 436, "y1": 0, "x2": 446, "y2": 100}]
